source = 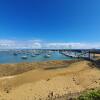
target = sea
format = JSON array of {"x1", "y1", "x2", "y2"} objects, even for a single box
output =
[{"x1": 0, "y1": 50, "x2": 75, "y2": 64}]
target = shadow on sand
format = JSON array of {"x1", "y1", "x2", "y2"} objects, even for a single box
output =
[
  {"x1": 93, "y1": 59, "x2": 100, "y2": 68},
  {"x1": 43, "y1": 65, "x2": 68, "y2": 70}
]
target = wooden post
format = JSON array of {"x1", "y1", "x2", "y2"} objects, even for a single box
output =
[{"x1": 88, "y1": 50, "x2": 90, "y2": 60}]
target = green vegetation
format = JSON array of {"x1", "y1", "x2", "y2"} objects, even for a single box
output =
[{"x1": 77, "y1": 89, "x2": 100, "y2": 100}]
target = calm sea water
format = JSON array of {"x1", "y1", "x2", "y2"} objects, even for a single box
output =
[{"x1": 0, "y1": 51, "x2": 75, "y2": 64}]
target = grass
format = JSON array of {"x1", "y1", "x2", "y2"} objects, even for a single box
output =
[{"x1": 77, "y1": 89, "x2": 100, "y2": 100}]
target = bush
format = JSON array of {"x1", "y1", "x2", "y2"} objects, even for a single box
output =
[{"x1": 78, "y1": 90, "x2": 100, "y2": 100}]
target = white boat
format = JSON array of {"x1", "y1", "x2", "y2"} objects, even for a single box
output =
[
  {"x1": 44, "y1": 54, "x2": 51, "y2": 58},
  {"x1": 31, "y1": 54, "x2": 36, "y2": 57},
  {"x1": 21, "y1": 56, "x2": 28, "y2": 59},
  {"x1": 35, "y1": 53, "x2": 40, "y2": 55},
  {"x1": 13, "y1": 53, "x2": 18, "y2": 56}
]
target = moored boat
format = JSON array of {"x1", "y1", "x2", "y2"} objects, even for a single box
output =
[
  {"x1": 13, "y1": 53, "x2": 18, "y2": 56},
  {"x1": 44, "y1": 54, "x2": 51, "y2": 58},
  {"x1": 21, "y1": 56, "x2": 28, "y2": 59},
  {"x1": 31, "y1": 54, "x2": 36, "y2": 57}
]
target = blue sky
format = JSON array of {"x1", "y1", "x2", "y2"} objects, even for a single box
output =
[{"x1": 0, "y1": 0, "x2": 100, "y2": 48}]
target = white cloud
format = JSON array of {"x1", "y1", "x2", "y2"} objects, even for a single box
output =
[
  {"x1": 0, "y1": 39, "x2": 100, "y2": 49},
  {"x1": 0, "y1": 39, "x2": 42, "y2": 49},
  {"x1": 44, "y1": 42, "x2": 100, "y2": 49}
]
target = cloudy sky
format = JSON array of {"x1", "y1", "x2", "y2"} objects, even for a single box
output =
[
  {"x1": 0, "y1": 39, "x2": 100, "y2": 49},
  {"x1": 0, "y1": 0, "x2": 100, "y2": 49}
]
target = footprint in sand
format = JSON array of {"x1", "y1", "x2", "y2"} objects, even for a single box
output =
[{"x1": 72, "y1": 77, "x2": 80, "y2": 85}]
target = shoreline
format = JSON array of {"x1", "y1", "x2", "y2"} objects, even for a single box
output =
[{"x1": 0, "y1": 59, "x2": 77, "y2": 64}]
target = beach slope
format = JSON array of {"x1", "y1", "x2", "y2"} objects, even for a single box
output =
[{"x1": 0, "y1": 60, "x2": 100, "y2": 100}]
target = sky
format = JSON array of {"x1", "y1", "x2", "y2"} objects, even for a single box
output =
[{"x1": 0, "y1": 0, "x2": 100, "y2": 49}]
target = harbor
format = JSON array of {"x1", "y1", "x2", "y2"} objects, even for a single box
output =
[
  {"x1": 0, "y1": 49, "x2": 99, "y2": 64},
  {"x1": 0, "y1": 49, "x2": 75, "y2": 64}
]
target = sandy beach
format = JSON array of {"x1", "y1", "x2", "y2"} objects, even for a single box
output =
[{"x1": 0, "y1": 59, "x2": 100, "y2": 100}]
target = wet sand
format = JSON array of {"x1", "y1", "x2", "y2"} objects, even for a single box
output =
[{"x1": 0, "y1": 60, "x2": 100, "y2": 100}]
